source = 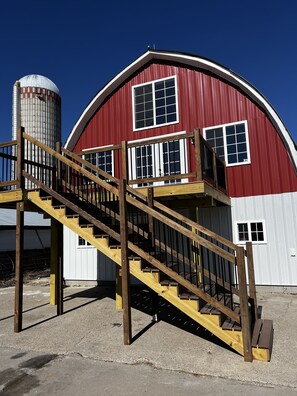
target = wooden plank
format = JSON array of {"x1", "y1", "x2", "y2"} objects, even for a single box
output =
[
  {"x1": 246, "y1": 242, "x2": 258, "y2": 323},
  {"x1": 251, "y1": 319, "x2": 262, "y2": 347},
  {"x1": 119, "y1": 179, "x2": 132, "y2": 345},
  {"x1": 0, "y1": 189, "x2": 23, "y2": 203},
  {"x1": 128, "y1": 172, "x2": 196, "y2": 185},
  {"x1": 147, "y1": 187, "x2": 155, "y2": 248},
  {"x1": 193, "y1": 128, "x2": 202, "y2": 181},
  {"x1": 16, "y1": 127, "x2": 25, "y2": 190},
  {"x1": 55, "y1": 220, "x2": 64, "y2": 316},
  {"x1": 0, "y1": 139, "x2": 17, "y2": 148},
  {"x1": 258, "y1": 320, "x2": 273, "y2": 349},
  {"x1": 116, "y1": 265, "x2": 123, "y2": 311},
  {"x1": 14, "y1": 201, "x2": 24, "y2": 333},
  {"x1": 50, "y1": 218, "x2": 59, "y2": 305},
  {"x1": 236, "y1": 246, "x2": 253, "y2": 362}
]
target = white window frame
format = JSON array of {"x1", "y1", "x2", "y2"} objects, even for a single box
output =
[
  {"x1": 128, "y1": 132, "x2": 188, "y2": 187},
  {"x1": 132, "y1": 75, "x2": 179, "y2": 131},
  {"x1": 235, "y1": 220, "x2": 267, "y2": 245},
  {"x1": 203, "y1": 120, "x2": 251, "y2": 167},
  {"x1": 77, "y1": 236, "x2": 94, "y2": 249},
  {"x1": 82, "y1": 144, "x2": 114, "y2": 177}
]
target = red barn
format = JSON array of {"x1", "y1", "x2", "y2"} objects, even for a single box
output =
[{"x1": 64, "y1": 49, "x2": 297, "y2": 289}]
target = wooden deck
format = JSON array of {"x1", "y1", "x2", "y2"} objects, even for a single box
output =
[{"x1": 135, "y1": 181, "x2": 230, "y2": 206}]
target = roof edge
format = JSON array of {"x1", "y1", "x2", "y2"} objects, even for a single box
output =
[{"x1": 65, "y1": 50, "x2": 297, "y2": 171}]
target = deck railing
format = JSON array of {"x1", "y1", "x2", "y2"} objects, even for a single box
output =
[
  {"x1": 76, "y1": 129, "x2": 228, "y2": 193},
  {"x1": 0, "y1": 140, "x2": 17, "y2": 190}
]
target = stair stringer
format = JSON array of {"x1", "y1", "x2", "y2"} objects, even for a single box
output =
[{"x1": 28, "y1": 190, "x2": 268, "y2": 361}]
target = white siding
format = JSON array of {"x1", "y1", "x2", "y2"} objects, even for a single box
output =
[
  {"x1": 198, "y1": 206, "x2": 233, "y2": 241},
  {"x1": 231, "y1": 192, "x2": 297, "y2": 286},
  {"x1": 63, "y1": 227, "x2": 98, "y2": 280},
  {"x1": 63, "y1": 227, "x2": 116, "y2": 281}
]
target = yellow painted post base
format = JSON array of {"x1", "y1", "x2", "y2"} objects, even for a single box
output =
[{"x1": 50, "y1": 274, "x2": 56, "y2": 305}]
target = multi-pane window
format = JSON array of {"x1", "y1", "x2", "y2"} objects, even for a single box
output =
[
  {"x1": 84, "y1": 150, "x2": 113, "y2": 176},
  {"x1": 204, "y1": 121, "x2": 250, "y2": 166},
  {"x1": 163, "y1": 140, "x2": 181, "y2": 184},
  {"x1": 77, "y1": 236, "x2": 92, "y2": 247},
  {"x1": 135, "y1": 145, "x2": 153, "y2": 186},
  {"x1": 133, "y1": 77, "x2": 178, "y2": 130},
  {"x1": 236, "y1": 221, "x2": 266, "y2": 244},
  {"x1": 130, "y1": 135, "x2": 186, "y2": 187}
]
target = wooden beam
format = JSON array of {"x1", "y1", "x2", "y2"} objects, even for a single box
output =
[
  {"x1": 14, "y1": 201, "x2": 24, "y2": 333},
  {"x1": 119, "y1": 179, "x2": 132, "y2": 345},
  {"x1": 57, "y1": 221, "x2": 64, "y2": 315},
  {"x1": 0, "y1": 189, "x2": 23, "y2": 203},
  {"x1": 194, "y1": 128, "x2": 202, "y2": 181},
  {"x1": 246, "y1": 242, "x2": 258, "y2": 323},
  {"x1": 147, "y1": 187, "x2": 155, "y2": 248},
  {"x1": 16, "y1": 127, "x2": 25, "y2": 190},
  {"x1": 116, "y1": 266, "x2": 123, "y2": 311},
  {"x1": 50, "y1": 218, "x2": 58, "y2": 305},
  {"x1": 236, "y1": 246, "x2": 253, "y2": 362}
]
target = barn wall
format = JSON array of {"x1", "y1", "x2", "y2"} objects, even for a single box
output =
[
  {"x1": 231, "y1": 192, "x2": 297, "y2": 286},
  {"x1": 73, "y1": 62, "x2": 297, "y2": 197},
  {"x1": 63, "y1": 227, "x2": 98, "y2": 280}
]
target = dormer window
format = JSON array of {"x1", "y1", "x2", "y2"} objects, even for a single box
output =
[{"x1": 132, "y1": 76, "x2": 178, "y2": 131}]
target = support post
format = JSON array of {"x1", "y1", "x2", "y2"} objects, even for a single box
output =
[
  {"x1": 14, "y1": 201, "x2": 24, "y2": 332},
  {"x1": 194, "y1": 128, "x2": 202, "y2": 181},
  {"x1": 246, "y1": 242, "x2": 258, "y2": 323},
  {"x1": 236, "y1": 246, "x2": 253, "y2": 362},
  {"x1": 56, "y1": 221, "x2": 64, "y2": 316},
  {"x1": 119, "y1": 178, "x2": 132, "y2": 345},
  {"x1": 50, "y1": 218, "x2": 59, "y2": 305},
  {"x1": 116, "y1": 266, "x2": 123, "y2": 311}
]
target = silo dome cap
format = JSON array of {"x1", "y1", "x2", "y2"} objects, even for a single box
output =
[{"x1": 18, "y1": 74, "x2": 60, "y2": 95}]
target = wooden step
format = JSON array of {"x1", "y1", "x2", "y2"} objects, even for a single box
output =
[
  {"x1": 160, "y1": 279, "x2": 178, "y2": 287},
  {"x1": 221, "y1": 307, "x2": 241, "y2": 331},
  {"x1": 252, "y1": 319, "x2": 274, "y2": 361}
]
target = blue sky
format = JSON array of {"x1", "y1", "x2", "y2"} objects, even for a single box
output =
[{"x1": 0, "y1": 0, "x2": 296, "y2": 145}]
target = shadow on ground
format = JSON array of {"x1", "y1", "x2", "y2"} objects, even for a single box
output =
[{"x1": 64, "y1": 285, "x2": 235, "y2": 353}]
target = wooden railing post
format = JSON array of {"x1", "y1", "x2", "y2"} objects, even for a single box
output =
[
  {"x1": 14, "y1": 201, "x2": 24, "y2": 332},
  {"x1": 55, "y1": 141, "x2": 62, "y2": 192},
  {"x1": 246, "y1": 242, "x2": 258, "y2": 323},
  {"x1": 236, "y1": 246, "x2": 253, "y2": 362},
  {"x1": 121, "y1": 141, "x2": 128, "y2": 182},
  {"x1": 16, "y1": 126, "x2": 25, "y2": 190},
  {"x1": 147, "y1": 187, "x2": 155, "y2": 248},
  {"x1": 119, "y1": 178, "x2": 132, "y2": 345},
  {"x1": 194, "y1": 128, "x2": 202, "y2": 181},
  {"x1": 212, "y1": 152, "x2": 218, "y2": 188}
]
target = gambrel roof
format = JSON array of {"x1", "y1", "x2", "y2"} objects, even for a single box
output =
[{"x1": 65, "y1": 49, "x2": 297, "y2": 171}]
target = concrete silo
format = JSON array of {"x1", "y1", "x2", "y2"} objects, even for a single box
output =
[{"x1": 12, "y1": 74, "x2": 61, "y2": 187}]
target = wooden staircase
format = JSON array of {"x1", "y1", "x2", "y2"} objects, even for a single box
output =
[{"x1": 0, "y1": 130, "x2": 274, "y2": 362}]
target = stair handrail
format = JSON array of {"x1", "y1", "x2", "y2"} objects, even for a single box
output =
[{"x1": 21, "y1": 132, "x2": 256, "y2": 326}]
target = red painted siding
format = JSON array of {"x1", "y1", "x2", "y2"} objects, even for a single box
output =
[{"x1": 73, "y1": 61, "x2": 297, "y2": 198}]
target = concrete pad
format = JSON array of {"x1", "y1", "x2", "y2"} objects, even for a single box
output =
[{"x1": 0, "y1": 285, "x2": 296, "y2": 391}]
